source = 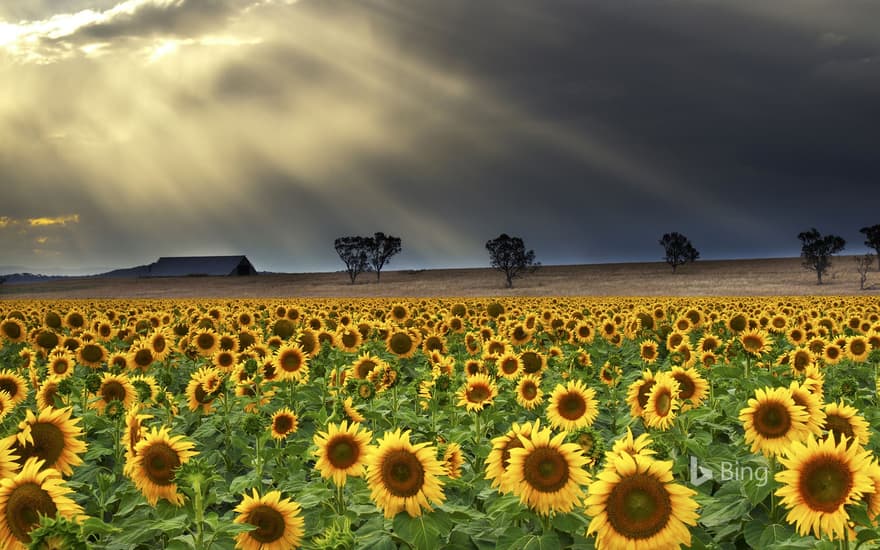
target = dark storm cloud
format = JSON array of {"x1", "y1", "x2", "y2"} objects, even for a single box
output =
[{"x1": 3, "y1": 0, "x2": 879, "y2": 274}]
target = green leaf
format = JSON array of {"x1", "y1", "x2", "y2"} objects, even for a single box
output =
[
  {"x1": 758, "y1": 523, "x2": 797, "y2": 546},
  {"x1": 507, "y1": 533, "x2": 562, "y2": 550},
  {"x1": 392, "y1": 513, "x2": 441, "y2": 550}
]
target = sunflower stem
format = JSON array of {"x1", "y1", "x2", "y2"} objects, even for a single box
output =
[
  {"x1": 540, "y1": 512, "x2": 552, "y2": 534},
  {"x1": 335, "y1": 482, "x2": 346, "y2": 516},
  {"x1": 769, "y1": 454, "x2": 778, "y2": 522},
  {"x1": 473, "y1": 411, "x2": 482, "y2": 445}
]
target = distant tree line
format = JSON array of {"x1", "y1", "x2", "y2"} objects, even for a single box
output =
[{"x1": 333, "y1": 222, "x2": 879, "y2": 289}]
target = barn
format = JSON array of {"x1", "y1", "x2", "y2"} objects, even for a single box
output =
[{"x1": 144, "y1": 256, "x2": 257, "y2": 277}]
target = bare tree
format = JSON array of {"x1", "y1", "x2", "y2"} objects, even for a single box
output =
[
  {"x1": 334, "y1": 236, "x2": 372, "y2": 284},
  {"x1": 860, "y1": 224, "x2": 880, "y2": 269},
  {"x1": 855, "y1": 253, "x2": 874, "y2": 290},
  {"x1": 659, "y1": 232, "x2": 699, "y2": 273},
  {"x1": 367, "y1": 232, "x2": 402, "y2": 282},
  {"x1": 798, "y1": 228, "x2": 846, "y2": 284},
  {"x1": 486, "y1": 233, "x2": 539, "y2": 288}
]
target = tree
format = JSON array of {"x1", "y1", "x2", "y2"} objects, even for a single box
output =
[
  {"x1": 855, "y1": 253, "x2": 874, "y2": 291},
  {"x1": 859, "y1": 224, "x2": 880, "y2": 269},
  {"x1": 367, "y1": 232, "x2": 402, "y2": 282},
  {"x1": 659, "y1": 232, "x2": 699, "y2": 273},
  {"x1": 798, "y1": 228, "x2": 845, "y2": 284},
  {"x1": 486, "y1": 233, "x2": 539, "y2": 288},
  {"x1": 334, "y1": 236, "x2": 372, "y2": 284}
]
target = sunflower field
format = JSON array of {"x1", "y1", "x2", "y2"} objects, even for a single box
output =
[{"x1": 0, "y1": 297, "x2": 879, "y2": 549}]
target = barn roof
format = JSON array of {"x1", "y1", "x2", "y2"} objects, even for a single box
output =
[{"x1": 145, "y1": 256, "x2": 256, "y2": 277}]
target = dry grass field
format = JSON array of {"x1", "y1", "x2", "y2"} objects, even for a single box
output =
[{"x1": 2, "y1": 256, "x2": 877, "y2": 299}]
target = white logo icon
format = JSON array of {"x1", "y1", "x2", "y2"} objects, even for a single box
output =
[{"x1": 690, "y1": 456, "x2": 713, "y2": 486}]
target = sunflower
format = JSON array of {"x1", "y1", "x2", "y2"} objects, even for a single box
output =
[
  {"x1": 519, "y1": 350, "x2": 546, "y2": 375},
  {"x1": 127, "y1": 342, "x2": 154, "y2": 371},
  {"x1": 822, "y1": 342, "x2": 843, "y2": 365},
  {"x1": 273, "y1": 344, "x2": 309, "y2": 382},
  {"x1": 572, "y1": 321, "x2": 595, "y2": 344},
  {"x1": 546, "y1": 380, "x2": 598, "y2": 432},
  {"x1": 233, "y1": 489, "x2": 304, "y2": 550},
  {"x1": 697, "y1": 334, "x2": 721, "y2": 353},
  {"x1": 185, "y1": 367, "x2": 223, "y2": 414},
  {"x1": 350, "y1": 353, "x2": 383, "y2": 380},
  {"x1": 75, "y1": 340, "x2": 107, "y2": 369},
  {"x1": 0, "y1": 318, "x2": 27, "y2": 344},
  {"x1": 507, "y1": 424, "x2": 591, "y2": 515},
  {"x1": 336, "y1": 327, "x2": 363, "y2": 353},
  {"x1": 496, "y1": 351, "x2": 522, "y2": 380},
  {"x1": 313, "y1": 420, "x2": 373, "y2": 486},
  {"x1": 270, "y1": 408, "x2": 299, "y2": 440},
  {"x1": 740, "y1": 329, "x2": 771, "y2": 355},
  {"x1": 864, "y1": 458, "x2": 880, "y2": 522},
  {"x1": 775, "y1": 435, "x2": 875, "y2": 540},
  {"x1": 365, "y1": 429, "x2": 445, "y2": 518},
  {"x1": 485, "y1": 420, "x2": 539, "y2": 494},
  {"x1": 788, "y1": 348, "x2": 815, "y2": 376},
  {"x1": 639, "y1": 341, "x2": 659, "y2": 364},
  {"x1": 822, "y1": 401, "x2": 870, "y2": 447},
  {"x1": 443, "y1": 443, "x2": 463, "y2": 479},
  {"x1": 91, "y1": 373, "x2": 136, "y2": 414},
  {"x1": 626, "y1": 370, "x2": 656, "y2": 419},
  {"x1": 122, "y1": 405, "x2": 153, "y2": 477},
  {"x1": 385, "y1": 329, "x2": 418, "y2": 359},
  {"x1": 0, "y1": 391, "x2": 14, "y2": 424},
  {"x1": 191, "y1": 328, "x2": 220, "y2": 357},
  {"x1": 457, "y1": 373, "x2": 498, "y2": 412},
  {"x1": 46, "y1": 349, "x2": 75, "y2": 380},
  {"x1": 586, "y1": 453, "x2": 699, "y2": 550},
  {"x1": 0, "y1": 458, "x2": 84, "y2": 549},
  {"x1": 12, "y1": 407, "x2": 86, "y2": 477},
  {"x1": 127, "y1": 426, "x2": 197, "y2": 506},
  {"x1": 0, "y1": 370, "x2": 28, "y2": 407},
  {"x1": 516, "y1": 374, "x2": 544, "y2": 410},
  {"x1": 599, "y1": 362, "x2": 621, "y2": 386},
  {"x1": 845, "y1": 335, "x2": 870, "y2": 362},
  {"x1": 607, "y1": 427, "x2": 656, "y2": 461},
  {"x1": 739, "y1": 387, "x2": 810, "y2": 457},
  {"x1": 641, "y1": 373, "x2": 680, "y2": 431}
]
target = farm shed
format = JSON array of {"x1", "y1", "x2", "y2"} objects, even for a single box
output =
[{"x1": 145, "y1": 256, "x2": 257, "y2": 277}]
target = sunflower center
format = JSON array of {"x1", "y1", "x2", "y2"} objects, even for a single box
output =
[
  {"x1": 743, "y1": 336, "x2": 763, "y2": 353},
  {"x1": 6, "y1": 482, "x2": 57, "y2": 544},
  {"x1": 606, "y1": 473, "x2": 672, "y2": 540},
  {"x1": 559, "y1": 392, "x2": 587, "y2": 420},
  {"x1": 328, "y1": 436, "x2": 360, "y2": 469},
  {"x1": 134, "y1": 349, "x2": 153, "y2": 368},
  {"x1": 273, "y1": 415, "x2": 294, "y2": 435},
  {"x1": 153, "y1": 336, "x2": 167, "y2": 354},
  {"x1": 522, "y1": 447, "x2": 570, "y2": 493},
  {"x1": 246, "y1": 504, "x2": 286, "y2": 543},
  {"x1": 280, "y1": 351, "x2": 302, "y2": 372},
  {"x1": 1, "y1": 321, "x2": 21, "y2": 340},
  {"x1": 81, "y1": 344, "x2": 104, "y2": 363},
  {"x1": 467, "y1": 384, "x2": 490, "y2": 403},
  {"x1": 654, "y1": 390, "x2": 673, "y2": 416},
  {"x1": 521, "y1": 352, "x2": 542, "y2": 374},
  {"x1": 36, "y1": 331, "x2": 60, "y2": 350},
  {"x1": 389, "y1": 333, "x2": 413, "y2": 355},
  {"x1": 501, "y1": 359, "x2": 518, "y2": 375},
  {"x1": 196, "y1": 334, "x2": 216, "y2": 351},
  {"x1": 101, "y1": 381, "x2": 127, "y2": 403},
  {"x1": 52, "y1": 360, "x2": 69, "y2": 375},
  {"x1": 381, "y1": 450, "x2": 425, "y2": 498},
  {"x1": 17, "y1": 422, "x2": 66, "y2": 469},
  {"x1": 754, "y1": 402, "x2": 792, "y2": 438},
  {"x1": 824, "y1": 414, "x2": 854, "y2": 445},
  {"x1": 141, "y1": 442, "x2": 181, "y2": 486},
  {"x1": 799, "y1": 457, "x2": 854, "y2": 513},
  {"x1": 521, "y1": 382, "x2": 538, "y2": 400},
  {"x1": 342, "y1": 332, "x2": 358, "y2": 348},
  {"x1": 850, "y1": 341, "x2": 866, "y2": 356}
]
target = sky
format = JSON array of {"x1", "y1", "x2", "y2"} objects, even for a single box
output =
[{"x1": 1, "y1": 0, "x2": 878, "y2": 275}]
